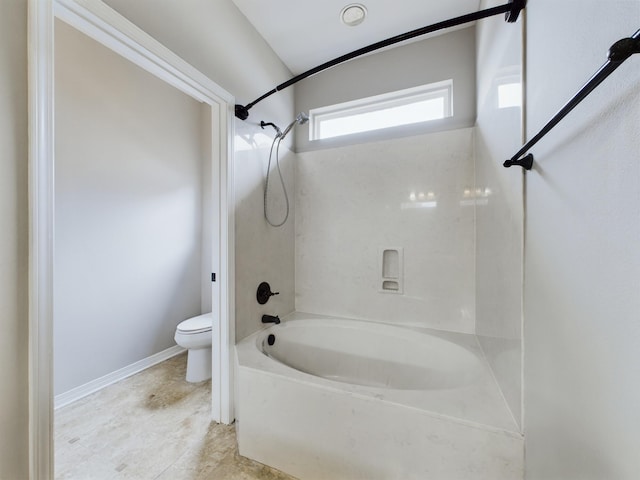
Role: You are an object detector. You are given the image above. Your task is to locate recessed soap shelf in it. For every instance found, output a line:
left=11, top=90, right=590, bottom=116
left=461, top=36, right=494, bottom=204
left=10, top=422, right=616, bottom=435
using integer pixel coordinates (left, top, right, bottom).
left=379, top=247, right=404, bottom=294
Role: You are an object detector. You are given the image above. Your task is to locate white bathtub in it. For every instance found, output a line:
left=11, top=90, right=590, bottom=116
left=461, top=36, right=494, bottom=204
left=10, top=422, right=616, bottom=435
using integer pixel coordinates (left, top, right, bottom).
left=236, top=313, right=523, bottom=479
left=261, top=318, right=480, bottom=390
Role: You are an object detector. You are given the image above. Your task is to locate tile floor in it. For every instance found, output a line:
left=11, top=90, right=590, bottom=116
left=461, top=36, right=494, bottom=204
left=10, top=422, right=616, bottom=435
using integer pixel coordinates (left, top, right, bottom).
left=55, top=353, right=296, bottom=480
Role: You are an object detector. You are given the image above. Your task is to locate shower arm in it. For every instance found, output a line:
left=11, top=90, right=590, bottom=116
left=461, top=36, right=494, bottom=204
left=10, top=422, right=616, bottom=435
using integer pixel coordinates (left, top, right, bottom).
left=260, top=121, right=281, bottom=136
left=234, top=0, right=526, bottom=120
left=504, top=29, right=640, bottom=170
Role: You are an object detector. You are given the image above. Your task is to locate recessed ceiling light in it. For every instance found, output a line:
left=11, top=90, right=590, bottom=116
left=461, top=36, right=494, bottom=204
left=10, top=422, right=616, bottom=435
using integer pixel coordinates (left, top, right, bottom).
left=340, top=3, right=367, bottom=27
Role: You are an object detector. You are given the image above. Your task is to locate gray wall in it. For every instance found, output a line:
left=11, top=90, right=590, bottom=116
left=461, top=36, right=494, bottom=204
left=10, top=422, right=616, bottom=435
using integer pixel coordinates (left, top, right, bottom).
left=295, top=26, right=476, bottom=152
left=54, top=21, right=207, bottom=394
left=474, top=1, right=524, bottom=429
left=104, top=0, right=297, bottom=342
left=524, top=1, right=640, bottom=478
left=0, top=1, right=29, bottom=477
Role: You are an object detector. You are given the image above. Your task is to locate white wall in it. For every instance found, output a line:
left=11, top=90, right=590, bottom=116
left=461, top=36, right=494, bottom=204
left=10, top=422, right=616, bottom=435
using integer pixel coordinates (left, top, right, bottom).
left=295, top=26, right=477, bottom=152
left=103, top=0, right=297, bottom=340
left=54, top=21, right=206, bottom=394
left=524, top=1, right=640, bottom=478
left=0, top=1, right=29, bottom=477
left=296, top=128, right=475, bottom=332
left=474, top=1, right=524, bottom=429
left=234, top=128, right=296, bottom=340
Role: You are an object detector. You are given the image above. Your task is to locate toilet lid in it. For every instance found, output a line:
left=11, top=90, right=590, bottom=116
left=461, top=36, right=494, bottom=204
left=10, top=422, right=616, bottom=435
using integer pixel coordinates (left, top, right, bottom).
left=177, top=312, right=212, bottom=334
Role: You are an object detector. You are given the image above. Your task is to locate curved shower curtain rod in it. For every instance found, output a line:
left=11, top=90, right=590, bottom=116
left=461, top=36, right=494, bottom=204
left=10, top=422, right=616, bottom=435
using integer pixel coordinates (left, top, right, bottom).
left=234, top=0, right=527, bottom=121
left=504, top=28, right=640, bottom=170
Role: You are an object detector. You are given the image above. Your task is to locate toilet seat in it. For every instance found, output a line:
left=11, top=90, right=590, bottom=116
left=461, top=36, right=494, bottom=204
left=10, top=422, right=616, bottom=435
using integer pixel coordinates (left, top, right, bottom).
left=177, top=312, right=212, bottom=335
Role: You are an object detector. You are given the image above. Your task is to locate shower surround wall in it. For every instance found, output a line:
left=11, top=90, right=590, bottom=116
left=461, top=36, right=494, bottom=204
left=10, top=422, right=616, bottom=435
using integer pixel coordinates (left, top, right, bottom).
left=234, top=131, right=296, bottom=341
left=474, top=1, right=524, bottom=428
left=296, top=128, right=475, bottom=332
left=293, top=24, right=479, bottom=332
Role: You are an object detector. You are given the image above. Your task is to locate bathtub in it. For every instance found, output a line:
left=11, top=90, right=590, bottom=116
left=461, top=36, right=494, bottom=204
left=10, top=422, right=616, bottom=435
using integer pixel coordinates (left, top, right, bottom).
left=236, top=313, right=523, bottom=480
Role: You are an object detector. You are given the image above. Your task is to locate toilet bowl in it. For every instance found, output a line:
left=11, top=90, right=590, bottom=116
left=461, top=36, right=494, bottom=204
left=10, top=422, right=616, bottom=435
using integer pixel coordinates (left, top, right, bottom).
left=174, top=312, right=212, bottom=383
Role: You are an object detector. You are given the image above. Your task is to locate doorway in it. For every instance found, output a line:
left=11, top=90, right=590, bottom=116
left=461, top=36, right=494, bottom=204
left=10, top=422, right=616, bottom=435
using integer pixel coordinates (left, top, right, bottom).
left=28, top=1, right=235, bottom=477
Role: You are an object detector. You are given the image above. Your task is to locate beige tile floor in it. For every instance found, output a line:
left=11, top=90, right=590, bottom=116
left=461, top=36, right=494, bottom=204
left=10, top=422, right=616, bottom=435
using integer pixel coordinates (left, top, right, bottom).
left=55, top=353, right=296, bottom=480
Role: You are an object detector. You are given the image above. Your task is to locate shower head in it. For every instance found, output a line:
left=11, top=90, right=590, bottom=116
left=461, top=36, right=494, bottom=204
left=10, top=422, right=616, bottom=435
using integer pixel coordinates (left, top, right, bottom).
left=296, top=112, right=310, bottom=125
left=280, top=112, right=309, bottom=140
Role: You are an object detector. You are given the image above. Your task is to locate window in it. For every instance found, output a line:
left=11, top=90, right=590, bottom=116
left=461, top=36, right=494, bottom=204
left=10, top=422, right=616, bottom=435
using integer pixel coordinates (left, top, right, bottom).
left=497, top=78, right=522, bottom=109
left=498, top=82, right=522, bottom=109
left=309, top=80, right=453, bottom=141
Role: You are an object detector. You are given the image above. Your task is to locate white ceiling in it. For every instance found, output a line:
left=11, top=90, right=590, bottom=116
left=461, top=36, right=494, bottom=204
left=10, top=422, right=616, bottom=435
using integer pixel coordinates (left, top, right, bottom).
left=231, top=0, right=482, bottom=75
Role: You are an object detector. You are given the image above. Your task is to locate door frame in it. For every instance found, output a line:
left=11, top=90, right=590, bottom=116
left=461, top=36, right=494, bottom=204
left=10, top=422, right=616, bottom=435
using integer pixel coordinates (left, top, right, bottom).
left=28, top=0, right=236, bottom=477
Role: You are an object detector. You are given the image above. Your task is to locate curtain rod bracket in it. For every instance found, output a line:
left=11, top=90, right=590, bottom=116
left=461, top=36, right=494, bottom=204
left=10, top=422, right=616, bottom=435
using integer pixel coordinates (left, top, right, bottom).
left=506, top=0, right=526, bottom=23
left=608, top=37, right=640, bottom=62
left=235, top=104, right=250, bottom=121
left=504, top=154, right=534, bottom=170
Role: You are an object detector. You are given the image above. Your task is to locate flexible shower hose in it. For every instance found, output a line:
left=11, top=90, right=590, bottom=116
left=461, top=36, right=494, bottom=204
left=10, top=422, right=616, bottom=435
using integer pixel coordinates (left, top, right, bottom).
left=264, top=134, right=289, bottom=227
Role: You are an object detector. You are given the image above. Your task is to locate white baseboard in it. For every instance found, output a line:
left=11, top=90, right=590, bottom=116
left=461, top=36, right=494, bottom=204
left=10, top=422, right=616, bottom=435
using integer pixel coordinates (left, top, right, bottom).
left=54, top=345, right=185, bottom=409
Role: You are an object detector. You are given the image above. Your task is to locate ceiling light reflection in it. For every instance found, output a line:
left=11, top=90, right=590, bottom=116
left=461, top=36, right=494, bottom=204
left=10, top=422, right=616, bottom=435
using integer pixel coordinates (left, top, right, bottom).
left=401, top=201, right=437, bottom=210
left=404, top=189, right=437, bottom=209
left=460, top=185, right=492, bottom=206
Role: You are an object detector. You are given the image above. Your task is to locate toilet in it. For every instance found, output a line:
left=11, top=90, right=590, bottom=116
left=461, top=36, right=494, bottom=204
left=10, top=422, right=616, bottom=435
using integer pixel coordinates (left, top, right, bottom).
left=174, top=312, right=213, bottom=383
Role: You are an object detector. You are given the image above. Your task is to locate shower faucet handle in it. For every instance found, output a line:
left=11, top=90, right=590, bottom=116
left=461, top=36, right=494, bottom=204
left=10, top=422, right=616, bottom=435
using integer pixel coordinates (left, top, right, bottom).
left=257, top=282, right=279, bottom=304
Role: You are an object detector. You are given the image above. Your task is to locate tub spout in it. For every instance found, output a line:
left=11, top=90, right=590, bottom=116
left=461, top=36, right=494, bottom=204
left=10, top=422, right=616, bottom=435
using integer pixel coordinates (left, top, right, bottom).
left=262, top=314, right=280, bottom=325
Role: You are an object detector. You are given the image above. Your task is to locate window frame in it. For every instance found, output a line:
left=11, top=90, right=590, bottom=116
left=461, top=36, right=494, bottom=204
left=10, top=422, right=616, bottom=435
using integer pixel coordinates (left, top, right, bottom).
left=309, top=79, right=454, bottom=141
